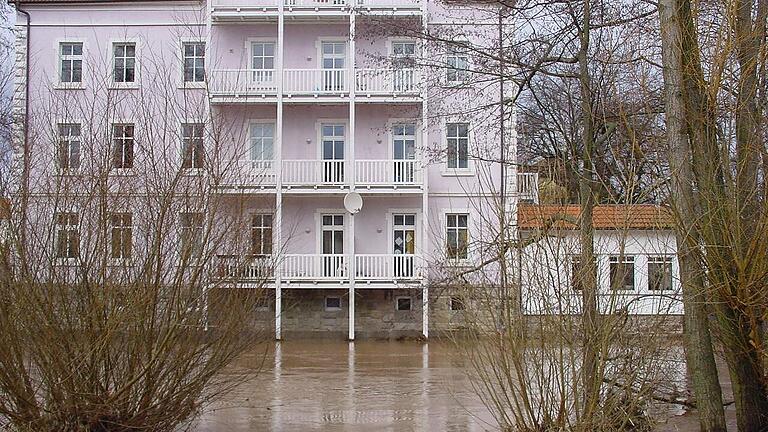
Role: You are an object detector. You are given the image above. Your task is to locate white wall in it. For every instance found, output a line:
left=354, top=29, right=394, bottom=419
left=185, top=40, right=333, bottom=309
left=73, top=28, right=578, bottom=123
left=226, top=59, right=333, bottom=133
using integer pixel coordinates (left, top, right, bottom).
left=519, top=229, right=683, bottom=315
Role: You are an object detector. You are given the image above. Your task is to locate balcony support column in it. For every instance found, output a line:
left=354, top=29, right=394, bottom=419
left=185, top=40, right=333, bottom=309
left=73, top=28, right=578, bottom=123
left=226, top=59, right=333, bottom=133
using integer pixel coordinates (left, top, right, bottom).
left=275, top=1, right=285, bottom=341
left=347, top=11, right=357, bottom=342
left=420, top=0, right=429, bottom=340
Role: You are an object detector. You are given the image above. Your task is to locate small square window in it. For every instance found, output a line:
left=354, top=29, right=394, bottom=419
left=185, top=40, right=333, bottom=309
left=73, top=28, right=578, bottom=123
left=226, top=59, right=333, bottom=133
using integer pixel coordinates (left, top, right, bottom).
left=450, top=296, right=465, bottom=311
left=325, top=296, right=342, bottom=311
left=396, top=296, right=412, bottom=311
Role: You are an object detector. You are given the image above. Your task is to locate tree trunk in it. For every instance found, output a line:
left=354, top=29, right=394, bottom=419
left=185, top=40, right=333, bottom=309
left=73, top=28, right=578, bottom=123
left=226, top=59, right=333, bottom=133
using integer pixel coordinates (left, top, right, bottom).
left=577, top=0, right=601, bottom=422
left=657, top=2, right=728, bottom=430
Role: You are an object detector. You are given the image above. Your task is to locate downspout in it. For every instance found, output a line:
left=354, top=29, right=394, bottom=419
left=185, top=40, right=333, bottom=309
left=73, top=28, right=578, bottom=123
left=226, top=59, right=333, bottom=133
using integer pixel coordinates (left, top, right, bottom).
left=15, top=3, right=31, bottom=257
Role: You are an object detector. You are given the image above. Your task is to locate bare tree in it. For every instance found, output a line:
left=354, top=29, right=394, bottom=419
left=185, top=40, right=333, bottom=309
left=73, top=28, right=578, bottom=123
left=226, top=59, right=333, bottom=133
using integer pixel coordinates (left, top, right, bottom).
left=0, top=19, right=274, bottom=431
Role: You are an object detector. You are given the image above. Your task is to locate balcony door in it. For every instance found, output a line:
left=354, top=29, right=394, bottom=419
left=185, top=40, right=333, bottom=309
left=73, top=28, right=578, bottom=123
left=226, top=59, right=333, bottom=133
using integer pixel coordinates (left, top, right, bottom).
left=390, top=41, right=416, bottom=92
left=392, top=123, right=416, bottom=183
left=322, top=214, right=344, bottom=277
left=250, top=41, right=275, bottom=89
left=321, top=124, right=345, bottom=183
left=392, top=213, right=416, bottom=277
left=321, top=41, right=346, bottom=91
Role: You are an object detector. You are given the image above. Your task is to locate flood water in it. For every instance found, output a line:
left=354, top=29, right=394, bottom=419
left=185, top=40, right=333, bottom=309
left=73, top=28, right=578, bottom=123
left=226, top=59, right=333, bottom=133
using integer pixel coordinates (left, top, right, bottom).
left=195, top=340, right=730, bottom=432
left=196, top=341, right=495, bottom=431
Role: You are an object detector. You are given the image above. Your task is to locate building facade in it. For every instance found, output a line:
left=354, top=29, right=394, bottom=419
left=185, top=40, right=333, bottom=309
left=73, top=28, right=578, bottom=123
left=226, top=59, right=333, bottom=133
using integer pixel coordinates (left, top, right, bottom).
left=9, top=0, right=680, bottom=340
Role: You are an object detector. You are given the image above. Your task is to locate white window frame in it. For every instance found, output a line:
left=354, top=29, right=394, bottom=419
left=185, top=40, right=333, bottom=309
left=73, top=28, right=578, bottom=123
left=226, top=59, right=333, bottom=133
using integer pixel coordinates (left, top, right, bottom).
left=250, top=212, right=274, bottom=257
left=109, top=211, right=133, bottom=261
left=316, top=210, right=346, bottom=255
left=57, top=40, right=85, bottom=88
left=180, top=122, right=205, bottom=171
left=247, top=120, right=275, bottom=163
left=647, top=255, right=674, bottom=292
left=246, top=38, right=278, bottom=89
left=178, top=211, right=204, bottom=258
left=110, top=39, right=139, bottom=88
left=111, top=122, right=135, bottom=171
left=55, top=121, right=82, bottom=174
left=445, top=212, right=470, bottom=262
left=609, top=255, right=636, bottom=291
left=441, top=120, right=474, bottom=176
left=445, top=42, right=470, bottom=85
left=54, top=211, right=80, bottom=261
left=180, top=39, right=206, bottom=87
left=325, top=295, right=342, bottom=311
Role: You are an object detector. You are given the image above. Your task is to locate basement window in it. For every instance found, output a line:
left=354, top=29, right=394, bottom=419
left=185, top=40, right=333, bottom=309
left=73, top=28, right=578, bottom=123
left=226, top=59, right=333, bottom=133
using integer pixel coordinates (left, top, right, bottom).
left=450, top=296, right=465, bottom=311
left=396, top=296, right=412, bottom=311
left=325, top=296, right=342, bottom=311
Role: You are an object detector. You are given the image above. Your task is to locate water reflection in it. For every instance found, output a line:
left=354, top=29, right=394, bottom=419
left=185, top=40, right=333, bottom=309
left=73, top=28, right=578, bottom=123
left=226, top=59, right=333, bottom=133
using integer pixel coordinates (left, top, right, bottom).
left=196, top=341, right=494, bottom=431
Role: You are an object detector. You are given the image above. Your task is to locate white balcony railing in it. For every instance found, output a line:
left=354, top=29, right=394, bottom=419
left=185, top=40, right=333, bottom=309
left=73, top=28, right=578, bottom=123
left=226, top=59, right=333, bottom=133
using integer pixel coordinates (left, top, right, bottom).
left=283, top=160, right=345, bottom=186
left=355, top=159, right=420, bottom=186
left=208, top=68, right=421, bottom=99
left=355, top=69, right=419, bottom=94
left=284, top=69, right=348, bottom=94
left=518, top=172, right=539, bottom=203
left=208, top=69, right=277, bottom=96
left=215, top=255, right=274, bottom=280
left=282, top=254, right=349, bottom=279
left=355, top=254, right=422, bottom=280
left=238, top=160, right=277, bottom=185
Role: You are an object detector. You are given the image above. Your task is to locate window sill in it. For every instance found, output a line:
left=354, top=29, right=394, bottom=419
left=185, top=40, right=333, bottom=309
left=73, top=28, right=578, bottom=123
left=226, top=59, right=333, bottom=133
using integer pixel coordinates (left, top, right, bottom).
left=55, top=169, right=82, bottom=177
left=108, top=83, right=139, bottom=90
left=55, top=83, right=86, bottom=90
left=111, top=168, right=137, bottom=176
left=446, top=258, right=472, bottom=268
left=178, top=82, right=206, bottom=89
left=441, top=169, right=475, bottom=177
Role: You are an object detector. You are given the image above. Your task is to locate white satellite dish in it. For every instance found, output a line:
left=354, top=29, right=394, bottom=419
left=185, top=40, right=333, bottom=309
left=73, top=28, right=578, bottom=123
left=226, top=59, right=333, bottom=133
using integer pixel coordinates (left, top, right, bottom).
left=343, top=192, right=364, bottom=215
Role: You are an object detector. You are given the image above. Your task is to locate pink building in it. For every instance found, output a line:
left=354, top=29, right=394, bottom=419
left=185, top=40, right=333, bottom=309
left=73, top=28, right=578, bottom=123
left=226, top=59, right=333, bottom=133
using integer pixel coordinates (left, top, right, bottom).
left=8, top=0, right=551, bottom=340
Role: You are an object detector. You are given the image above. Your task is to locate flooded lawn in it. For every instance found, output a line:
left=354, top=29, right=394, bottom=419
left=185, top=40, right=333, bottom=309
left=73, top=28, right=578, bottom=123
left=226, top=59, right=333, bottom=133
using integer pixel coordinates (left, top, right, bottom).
left=196, top=340, right=495, bottom=431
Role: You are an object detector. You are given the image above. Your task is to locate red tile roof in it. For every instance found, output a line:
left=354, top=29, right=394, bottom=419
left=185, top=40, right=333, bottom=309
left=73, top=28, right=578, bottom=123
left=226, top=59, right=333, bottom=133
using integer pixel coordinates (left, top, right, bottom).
left=517, top=204, right=674, bottom=230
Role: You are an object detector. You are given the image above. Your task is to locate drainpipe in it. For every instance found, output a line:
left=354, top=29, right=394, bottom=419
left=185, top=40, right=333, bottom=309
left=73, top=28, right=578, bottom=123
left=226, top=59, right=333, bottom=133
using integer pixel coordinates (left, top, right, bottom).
left=15, top=3, right=31, bottom=257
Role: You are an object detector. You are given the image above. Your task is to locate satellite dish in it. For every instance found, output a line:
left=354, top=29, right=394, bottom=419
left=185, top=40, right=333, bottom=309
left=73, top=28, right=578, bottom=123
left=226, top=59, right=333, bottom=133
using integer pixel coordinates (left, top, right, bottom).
left=344, top=192, right=363, bottom=215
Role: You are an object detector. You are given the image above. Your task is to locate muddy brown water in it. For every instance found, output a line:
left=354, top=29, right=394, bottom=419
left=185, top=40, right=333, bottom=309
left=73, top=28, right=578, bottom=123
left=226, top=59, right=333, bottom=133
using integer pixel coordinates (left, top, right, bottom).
left=196, top=341, right=495, bottom=431
left=196, top=340, right=736, bottom=431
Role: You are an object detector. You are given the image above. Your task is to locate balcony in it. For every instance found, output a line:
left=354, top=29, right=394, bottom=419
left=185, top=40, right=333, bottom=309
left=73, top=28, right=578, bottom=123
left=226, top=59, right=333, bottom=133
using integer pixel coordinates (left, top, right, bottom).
left=208, top=68, right=421, bottom=103
left=215, top=253, right=424, bottom=286
left=282, top=159, right=422, bottom=192
left=210, top=0, right=423, bottom=23
left=220, top=160, right=277, bottom=191
left=517, top=172, right=539, bottom=203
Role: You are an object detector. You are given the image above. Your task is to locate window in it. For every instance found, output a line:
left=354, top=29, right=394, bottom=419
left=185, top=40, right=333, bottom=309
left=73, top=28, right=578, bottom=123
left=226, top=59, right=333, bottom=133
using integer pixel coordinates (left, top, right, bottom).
left=570, top=256, right=597, bottom=291
left=450, top=296, right=465, bottom=311
left=396, top=296, right=412, bottom=311
left=110, top=213, right=132, bottom=259
left=325, top=296, right=342, bottom=311
left=446, top=45, right=469, bottom=83
left=112, top=123, right=134, bottom=169
left=648, top=256, right=673, bottom=291
left=251, top=214, right=273, bottom=256
left=113, top=43, right=136, bottom=83
left=446, top=123, right=469, bottom=169
left=182, top=42, right=205, bottom=83
left=251, top=41, right=275, bottom=84
left=610, top=255, right=635, bottom=290
left=446, top=213, right=469, bottom=260
left=59, top=42, right=83, bottom=84
left=179, top=212, right=204, bottom=256
left=57, top=123, right=81, bottom=170
left=55, top=212, right=79, bottom=259
left=249, top=123, right=274, bottom=162
left=181, top=123, right=204, bottom=169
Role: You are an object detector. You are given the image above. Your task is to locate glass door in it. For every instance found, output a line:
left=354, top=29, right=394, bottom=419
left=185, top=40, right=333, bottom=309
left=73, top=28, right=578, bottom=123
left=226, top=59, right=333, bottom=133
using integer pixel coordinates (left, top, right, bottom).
left=393, top=213, right=416, bottom=277
left=393, top=123, right=416, bottom=183
left=390, top=41, right=416, bottom=92
left=322, top=214, right=344, bottom=277
left=251, top=42, right=275, bottom=90
left=321, top=124, right=345, bottom=183
left=321, top=41, right=346, bottom=91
